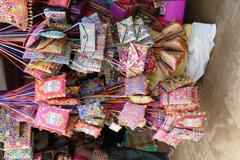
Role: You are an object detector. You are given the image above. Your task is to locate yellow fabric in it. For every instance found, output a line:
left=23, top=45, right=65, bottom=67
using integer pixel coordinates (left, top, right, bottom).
left=130, top=96, right=154, bottom=104
left=184, top=24, right=193, bottom=44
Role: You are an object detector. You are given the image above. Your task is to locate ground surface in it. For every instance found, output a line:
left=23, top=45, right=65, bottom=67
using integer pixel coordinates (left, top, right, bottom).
left=172, top=0, right=240, bottom=160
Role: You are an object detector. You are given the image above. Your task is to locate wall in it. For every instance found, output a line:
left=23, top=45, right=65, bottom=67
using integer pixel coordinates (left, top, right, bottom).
left=173, top=0, right=240, bottom=160
left=0, top=57, right=7, bottom=90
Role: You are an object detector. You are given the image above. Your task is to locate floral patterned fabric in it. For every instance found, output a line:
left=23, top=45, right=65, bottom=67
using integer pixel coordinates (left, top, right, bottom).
left=160, top=86, right=199, bottom=105
left=47, top=98, right=79, bottom=106
left=125, top=74, right=148, bottom=95
left=126, top=43, right=149, bottom=78
left=5, top=123, right=32, bottom=149
left=4, top=115, right=20, bottom=139
left=117, top=16, right=136, bottom=44
left=28, top=60, right=59, bottom=74
left=169, top=128, right=205, bottom=142
left=153, top=128, right=181, bottom=148
left=25, top=19, right=50, bottom=47
left=80, top=78, right=105, bottom=96
left=0, top=0, right=29, bottom=31
left=3, top=116, right=33, bottom=159
left=144, top=49, right=157, bottom=72
left=77, top=102, right=105, bottom=120
left=0, top=108, right=6, bottom=142
left=24, top=67, right=48, bottom=80
left=118, top=102, right=145, bottom=130
left=5, top=148, right=32, bottom=159
left=159, top=75, right=194, bottom=92
left=173, top=112, right=206, bottom=129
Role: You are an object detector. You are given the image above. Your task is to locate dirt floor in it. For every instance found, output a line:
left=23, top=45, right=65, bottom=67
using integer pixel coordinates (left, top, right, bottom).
left=172, top=0, right=240, bottom=160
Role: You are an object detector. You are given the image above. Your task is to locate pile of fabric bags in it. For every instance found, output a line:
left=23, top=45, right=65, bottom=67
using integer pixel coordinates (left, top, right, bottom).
left=0, top=0, right=216, bottom=159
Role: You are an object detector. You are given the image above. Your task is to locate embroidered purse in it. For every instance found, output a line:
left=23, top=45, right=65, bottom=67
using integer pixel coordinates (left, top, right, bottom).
left=80, top=78, right=105, bottom=96
left=34, top=103, right=71, bottom=134
left=35, top=74, right=66, bottom=101
left=126, top=43, right=149, bottom=78
left=79, top=22, right=96, bottom=51
left=77, top=102, right=105, bottom=120
left=0, top=0, right=32, bottom=31
left=160, top=86, right=199, bottom=105
left=169, top=128, right=205, bottom=142
left=81, top=13, right=105, bottom=34
left=153, top=128, right=181, bottom=148
left=125, top=74, right=148, bottom=95
left=160, top=75, right=194, bottom=92
left=36, top=38, right=66, bottom=54
left=25, top=18, right=49, bottom=47
left=75, top=121, right=102, bottom=138
left=28, top=60, right=59, bottom=74
left=118, top=102, right=145, bottom=130
left=117, top=16, right=136, bottom=43
left=173, top=112, right=207, bottom=129
left=47, top=98, right=79, bottom=106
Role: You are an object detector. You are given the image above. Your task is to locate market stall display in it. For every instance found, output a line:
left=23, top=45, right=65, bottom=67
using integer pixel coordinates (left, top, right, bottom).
left=0, top=0, right=215, bottom=159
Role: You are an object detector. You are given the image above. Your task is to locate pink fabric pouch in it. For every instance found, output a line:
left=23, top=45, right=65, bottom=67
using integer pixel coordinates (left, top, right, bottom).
left=47, top=0, right=71, bottom=8
left=34, top=103, right=71, bottom=134
left=160, top=0, right=186, bottom=23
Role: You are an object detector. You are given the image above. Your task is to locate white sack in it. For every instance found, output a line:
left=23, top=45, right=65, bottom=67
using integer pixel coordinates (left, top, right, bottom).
left=186, top=22, right=217, bottom=81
